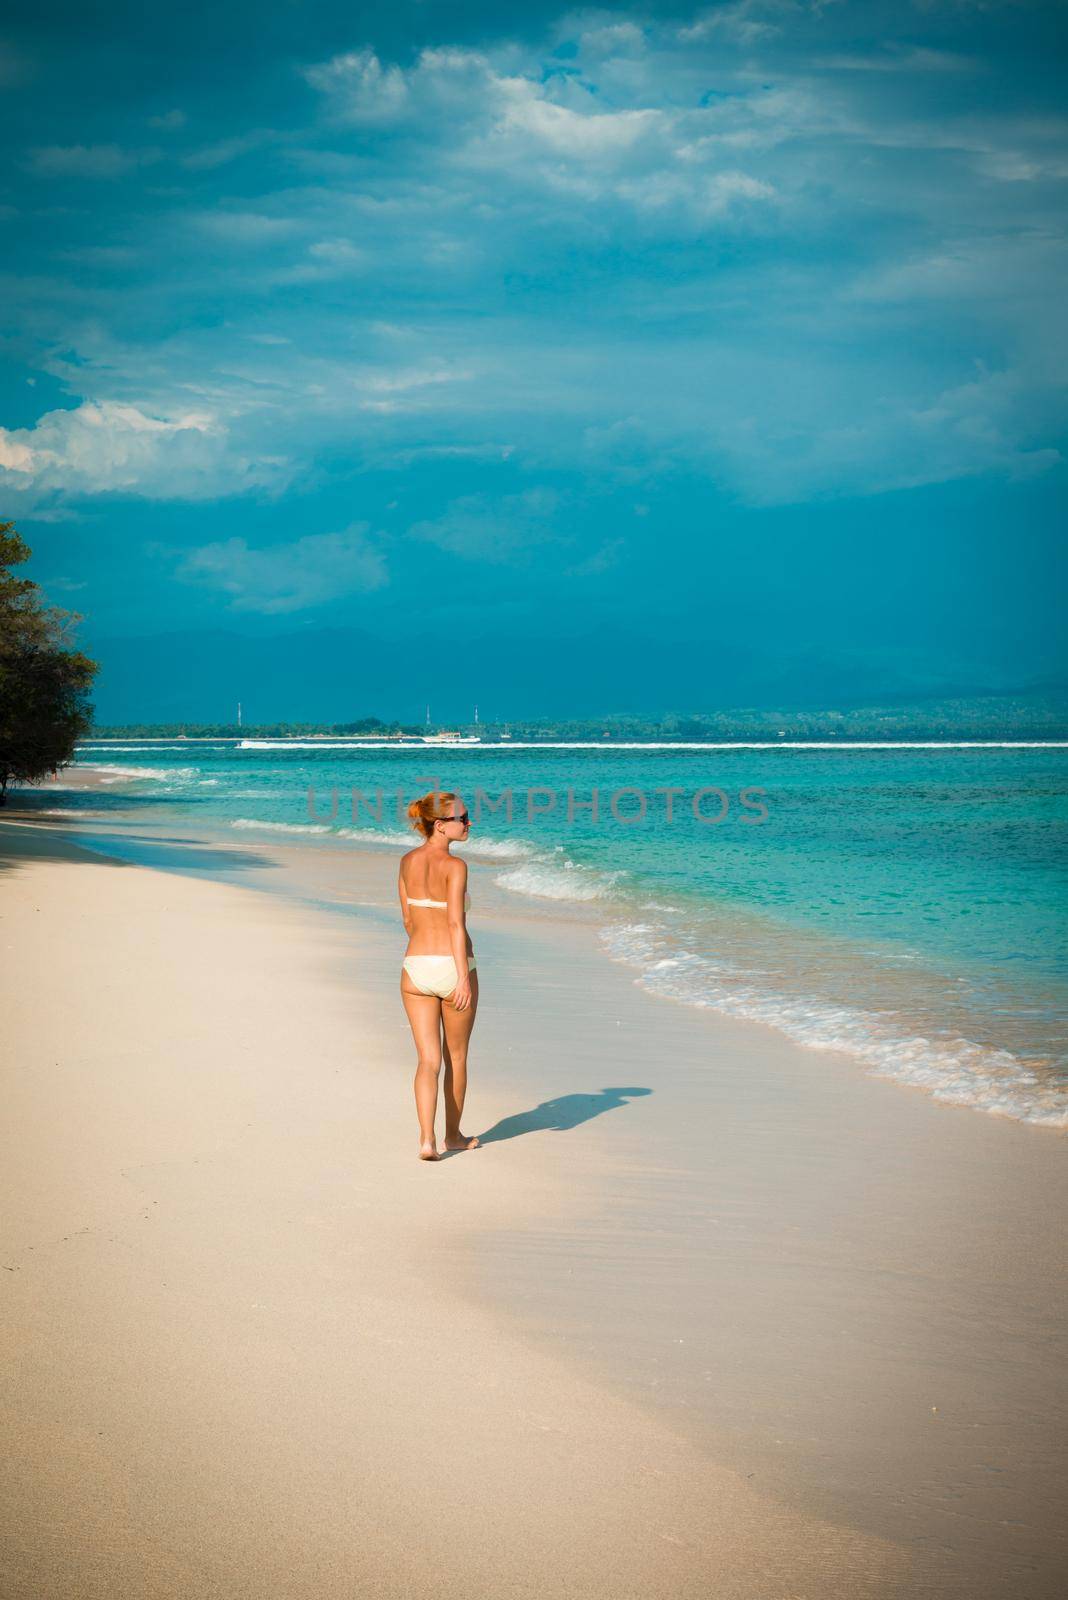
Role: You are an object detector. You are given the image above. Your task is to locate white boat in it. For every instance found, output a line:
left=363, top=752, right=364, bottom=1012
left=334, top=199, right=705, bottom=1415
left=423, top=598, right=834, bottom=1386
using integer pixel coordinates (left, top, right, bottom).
left=422, top=732, right=481, bottom=744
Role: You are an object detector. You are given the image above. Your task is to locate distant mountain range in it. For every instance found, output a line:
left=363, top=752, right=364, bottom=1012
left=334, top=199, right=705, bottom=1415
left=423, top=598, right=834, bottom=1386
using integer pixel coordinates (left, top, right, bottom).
left=91, top=690, right=1068, bottom=743
left=83, top=621, right=1068, bottom=730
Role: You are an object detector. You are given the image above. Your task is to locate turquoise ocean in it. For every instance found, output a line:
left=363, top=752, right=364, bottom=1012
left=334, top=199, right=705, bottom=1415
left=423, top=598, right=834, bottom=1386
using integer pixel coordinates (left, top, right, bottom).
left=58, top=739, right=1068, bottom=1128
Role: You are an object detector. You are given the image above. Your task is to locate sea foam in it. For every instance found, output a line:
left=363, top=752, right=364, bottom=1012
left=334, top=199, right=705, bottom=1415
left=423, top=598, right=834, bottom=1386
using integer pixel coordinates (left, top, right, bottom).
left=600, top=921, right=1068, bottom=1128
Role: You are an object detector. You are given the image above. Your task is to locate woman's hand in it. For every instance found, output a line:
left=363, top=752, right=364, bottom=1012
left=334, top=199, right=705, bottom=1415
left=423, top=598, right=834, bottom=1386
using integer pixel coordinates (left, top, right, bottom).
left=451, top=976, right=472, bottom=1012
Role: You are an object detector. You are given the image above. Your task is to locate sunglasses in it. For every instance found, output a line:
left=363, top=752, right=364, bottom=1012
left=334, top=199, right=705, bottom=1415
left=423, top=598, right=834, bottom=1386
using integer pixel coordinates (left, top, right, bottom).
left=439, top=812, right=470, bottom=826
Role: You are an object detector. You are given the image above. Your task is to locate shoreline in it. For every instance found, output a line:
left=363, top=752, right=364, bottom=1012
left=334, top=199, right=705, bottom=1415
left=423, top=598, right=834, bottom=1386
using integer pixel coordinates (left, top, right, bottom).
left=2, top=809, right=1067, bottom=1595
left=18, top=760, right=1068, bottom=1131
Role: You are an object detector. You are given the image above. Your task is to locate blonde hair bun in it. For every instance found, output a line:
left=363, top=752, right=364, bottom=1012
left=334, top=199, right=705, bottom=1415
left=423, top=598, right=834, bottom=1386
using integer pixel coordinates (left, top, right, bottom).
left=407, top=790, right=458, bottom=839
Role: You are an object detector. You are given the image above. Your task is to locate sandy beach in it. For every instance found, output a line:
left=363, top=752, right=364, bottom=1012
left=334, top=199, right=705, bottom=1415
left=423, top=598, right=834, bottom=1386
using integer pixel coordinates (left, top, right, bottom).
left=5, top=0, right=1066, bottom=1588
left=1, top=811, right=1065, bottom=1599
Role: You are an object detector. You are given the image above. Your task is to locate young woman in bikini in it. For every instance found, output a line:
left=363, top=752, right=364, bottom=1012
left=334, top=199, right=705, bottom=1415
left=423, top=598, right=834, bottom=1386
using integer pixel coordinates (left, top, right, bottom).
left=399, top=790, right=480, bottom=1161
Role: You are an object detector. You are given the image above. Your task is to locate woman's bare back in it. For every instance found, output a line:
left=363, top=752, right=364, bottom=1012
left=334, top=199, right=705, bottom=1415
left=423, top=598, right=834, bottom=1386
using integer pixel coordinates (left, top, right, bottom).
left=400, top=845, right=453, bottom=903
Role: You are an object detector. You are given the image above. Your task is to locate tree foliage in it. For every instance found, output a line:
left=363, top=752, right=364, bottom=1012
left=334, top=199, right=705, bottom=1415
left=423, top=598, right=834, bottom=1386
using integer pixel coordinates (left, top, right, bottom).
left=0, top=521, right=98, bottom=804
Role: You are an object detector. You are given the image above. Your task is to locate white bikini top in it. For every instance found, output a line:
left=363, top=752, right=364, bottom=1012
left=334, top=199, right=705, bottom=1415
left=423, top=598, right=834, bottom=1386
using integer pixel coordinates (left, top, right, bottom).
left=407, top=892, right=471, bottom=910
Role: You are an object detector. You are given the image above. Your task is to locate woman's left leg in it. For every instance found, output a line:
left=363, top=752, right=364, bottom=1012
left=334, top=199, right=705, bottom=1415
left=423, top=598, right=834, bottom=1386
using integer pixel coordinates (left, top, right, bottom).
left=401, top=979, right=445, bottom=1159
left=441, top=971, right=480, bottom=1152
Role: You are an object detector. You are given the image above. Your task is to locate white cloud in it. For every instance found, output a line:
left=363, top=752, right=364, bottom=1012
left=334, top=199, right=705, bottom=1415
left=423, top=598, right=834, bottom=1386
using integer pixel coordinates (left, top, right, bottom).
left=576, top=20, right=647, bottom=58
left=177, top=523, right=388, bottom=612
left=566, top=536, right=626, bottom=576
left=410, top=488, right=566, bottom=564
left=26, top=144, right=160, bottom=178
left=358, top=362, right=470, bottom=397
left=699, top=360, right=1064, bottom=503
left=304, top=48, right=410, bottom=123
left=495, top=91, right=659, bottom=159
left=613, top=167, right=775, bottom=214
left=59, top=245, right=139, bottom=268
left=680, top=1, right=794, bottom=46
left=0, top=400, right=285, bottom=500
left=392, top=441, right=515, bottom=464
left=814, top=46, right=976, bottom=72
left=181, top=129, right=281, bottom=171
left=304, top=39, right=785, bottom=219
left=271, top=236, right=368, bottom=284
left=192, top=210, right=300, bottom=244
left=7, top=5, right=1064, bottom=513
left=848, top=235, right=1068, bottom=307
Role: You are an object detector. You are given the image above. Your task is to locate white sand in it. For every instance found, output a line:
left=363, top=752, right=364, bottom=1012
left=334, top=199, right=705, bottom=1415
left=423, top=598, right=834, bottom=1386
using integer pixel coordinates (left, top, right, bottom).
left=1, top=816, right=1065, bottom=1597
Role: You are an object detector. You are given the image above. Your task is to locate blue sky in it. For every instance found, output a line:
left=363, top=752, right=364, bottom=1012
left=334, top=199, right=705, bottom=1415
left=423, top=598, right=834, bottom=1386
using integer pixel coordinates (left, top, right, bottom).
left=1, top=0, right=1065, bottom=722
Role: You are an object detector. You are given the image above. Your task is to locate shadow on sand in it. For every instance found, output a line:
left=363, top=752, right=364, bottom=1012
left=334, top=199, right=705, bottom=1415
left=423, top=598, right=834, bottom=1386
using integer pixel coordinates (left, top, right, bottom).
left=478, top=1086, right=652, bottom=1146
left=0, top=818, right=281, bottom=878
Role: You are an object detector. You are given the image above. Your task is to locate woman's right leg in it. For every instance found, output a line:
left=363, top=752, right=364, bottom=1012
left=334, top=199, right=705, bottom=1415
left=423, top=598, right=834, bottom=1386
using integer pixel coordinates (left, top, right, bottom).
left=441, top=971, right=480, bottom=1152
left=401, top=980, right=444, bottom=1159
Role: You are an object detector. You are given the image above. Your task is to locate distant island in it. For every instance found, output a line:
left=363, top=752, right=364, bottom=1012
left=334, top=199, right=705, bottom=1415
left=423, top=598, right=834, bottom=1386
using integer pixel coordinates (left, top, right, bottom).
left=88, top=692, right=1068, bottom=743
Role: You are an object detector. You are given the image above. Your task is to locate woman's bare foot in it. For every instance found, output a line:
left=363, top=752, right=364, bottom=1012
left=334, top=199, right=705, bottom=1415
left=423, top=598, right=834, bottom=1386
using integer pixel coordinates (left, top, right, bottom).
left=443, top=1131, right=480, bottom=1152
left=418, top=1141, right=440, bottom=1161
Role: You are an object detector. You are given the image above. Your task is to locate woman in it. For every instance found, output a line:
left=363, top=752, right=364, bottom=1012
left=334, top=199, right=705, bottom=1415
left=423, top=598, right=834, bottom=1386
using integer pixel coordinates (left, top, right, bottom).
left=399, top=790, right=480, bottom=1161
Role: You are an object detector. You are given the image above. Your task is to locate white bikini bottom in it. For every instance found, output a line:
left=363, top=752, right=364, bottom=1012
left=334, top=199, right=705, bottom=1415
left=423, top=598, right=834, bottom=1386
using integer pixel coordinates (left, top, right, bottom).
left=402, top=955, right=477, bottom=1000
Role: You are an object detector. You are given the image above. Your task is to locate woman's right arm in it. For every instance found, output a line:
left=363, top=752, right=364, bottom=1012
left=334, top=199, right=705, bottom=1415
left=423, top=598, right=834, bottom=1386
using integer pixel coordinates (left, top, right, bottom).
left=445, top=858, right=471, bottom=1010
